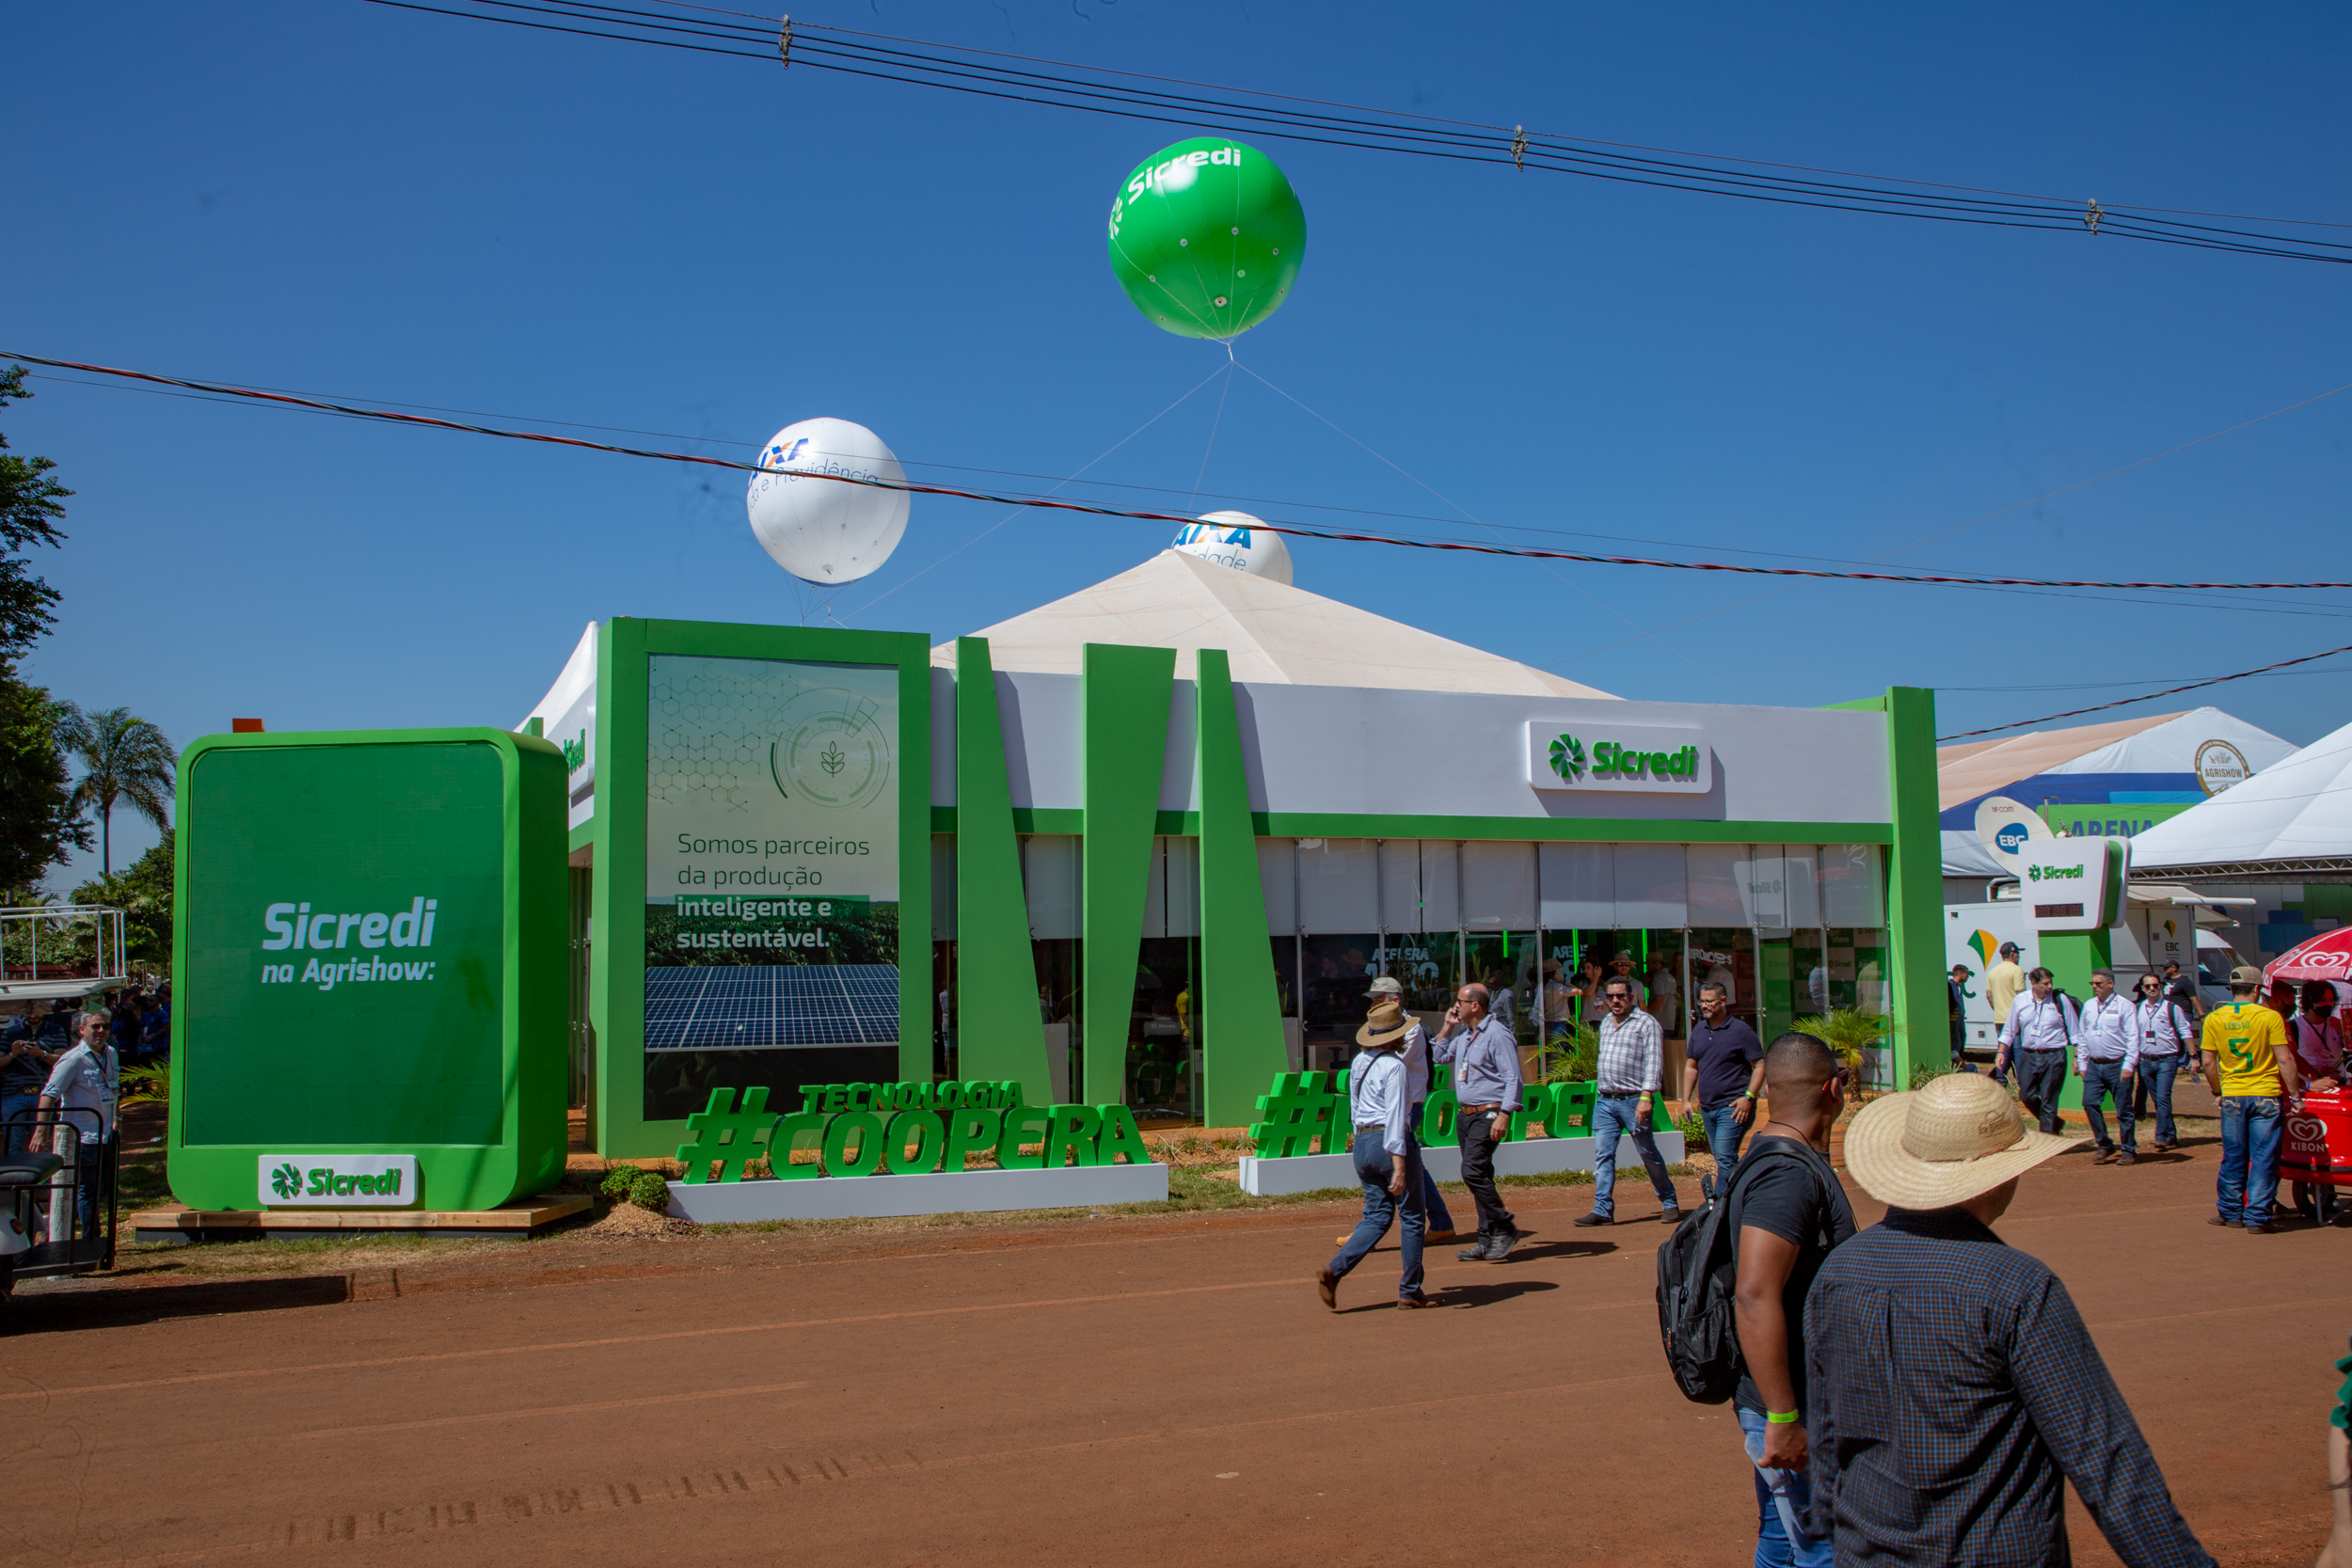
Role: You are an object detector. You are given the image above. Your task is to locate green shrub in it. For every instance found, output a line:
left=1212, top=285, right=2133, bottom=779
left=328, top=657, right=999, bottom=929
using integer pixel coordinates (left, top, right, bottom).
left=1910, top=1058, right=1954, bottom=1090
left=599, top=1164, right=674, bottom=1211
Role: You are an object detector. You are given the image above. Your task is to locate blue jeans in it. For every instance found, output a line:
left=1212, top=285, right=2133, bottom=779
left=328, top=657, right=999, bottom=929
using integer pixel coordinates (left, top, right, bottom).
left=1737, top=1405, right=1833, bottom=1568
left=1, top=1090, right=37, bottom=1157
left=2080, top=1058, right=2136, bottom=1152
left=2217, top=1096, right=2283, bottom=1225
left=1702, top=1101, right=1751, bottom=1198
left=1410, top=1103, right=1454, bottom=1232
left=1592, top=1092, right=1676, bottom=1218
left=1327, top=1131, right=1426, bottom=1299
left=2134, top=1053, right=2181, bottom=1145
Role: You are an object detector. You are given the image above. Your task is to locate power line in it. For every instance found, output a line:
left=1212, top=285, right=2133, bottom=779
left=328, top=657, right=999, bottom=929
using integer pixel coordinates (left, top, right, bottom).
left=1937, top=643, right=2352, bottom=740
left=13, top=348, right=2352, bottom=599
left=358, top=0, right=2352, bottom=266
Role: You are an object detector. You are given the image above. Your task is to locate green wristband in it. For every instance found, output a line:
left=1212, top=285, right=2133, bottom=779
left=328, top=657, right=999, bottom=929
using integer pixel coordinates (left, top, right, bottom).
left=1764, top=1410, right=1800, bottom=1424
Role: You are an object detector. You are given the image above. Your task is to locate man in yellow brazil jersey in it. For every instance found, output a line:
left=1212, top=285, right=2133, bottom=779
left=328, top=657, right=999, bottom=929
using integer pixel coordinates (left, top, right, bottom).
left=2201, top=965, right=2301, bottom=1233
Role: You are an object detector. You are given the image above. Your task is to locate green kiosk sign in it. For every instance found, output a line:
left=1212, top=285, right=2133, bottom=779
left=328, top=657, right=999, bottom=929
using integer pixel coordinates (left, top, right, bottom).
left=167, top=728, right=568, bottom=1212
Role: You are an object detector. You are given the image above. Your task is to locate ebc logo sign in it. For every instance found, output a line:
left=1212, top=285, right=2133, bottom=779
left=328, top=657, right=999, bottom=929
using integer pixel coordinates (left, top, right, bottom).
left=1527, top=721, right=1710, bottom=795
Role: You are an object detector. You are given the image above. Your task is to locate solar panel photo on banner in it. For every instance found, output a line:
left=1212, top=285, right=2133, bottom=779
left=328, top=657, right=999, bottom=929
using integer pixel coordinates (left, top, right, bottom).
left=644, top=963, right=900, bottom=1052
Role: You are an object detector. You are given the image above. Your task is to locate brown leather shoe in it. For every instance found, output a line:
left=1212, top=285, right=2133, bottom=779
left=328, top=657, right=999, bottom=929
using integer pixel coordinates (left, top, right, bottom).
left=2246, top=1221, right=2279, bottom=1234
left=1396, top=1293, right=1438, bottom=1309
left=2094, top=1149, right=2119, bottom=1164
left=2206, top=1215, right=2242, bottom=1228
left=1424, top=1228, right=1460, bottom=1244
left=1315, top=1269, right=1339, bottom=1310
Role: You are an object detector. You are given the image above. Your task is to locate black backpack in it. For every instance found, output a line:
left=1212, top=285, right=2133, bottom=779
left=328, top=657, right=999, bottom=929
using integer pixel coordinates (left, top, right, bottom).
left=1654, top=1139, right=1833, bottom=1405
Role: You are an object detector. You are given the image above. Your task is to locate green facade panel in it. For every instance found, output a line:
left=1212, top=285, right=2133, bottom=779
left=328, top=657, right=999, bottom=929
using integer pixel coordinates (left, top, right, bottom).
left=1193, top=650, right=1287, bottom=1128
left=952, top=638, right=1052, bottom=1103
left=1079, top=643, right=1177, bottom=1105
left=1881, top=685, right=1945, bottom=1091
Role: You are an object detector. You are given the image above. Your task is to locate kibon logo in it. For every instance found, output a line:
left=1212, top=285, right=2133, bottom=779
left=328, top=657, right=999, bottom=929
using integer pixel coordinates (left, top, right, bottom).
left=1549, top=734, right=1587, bottom=782
left=268, top=1162, right=303, bottom=1200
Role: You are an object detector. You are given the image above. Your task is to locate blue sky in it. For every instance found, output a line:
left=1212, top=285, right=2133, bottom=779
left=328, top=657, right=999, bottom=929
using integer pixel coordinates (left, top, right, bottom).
left=8, top=1, right=2350, bottom=886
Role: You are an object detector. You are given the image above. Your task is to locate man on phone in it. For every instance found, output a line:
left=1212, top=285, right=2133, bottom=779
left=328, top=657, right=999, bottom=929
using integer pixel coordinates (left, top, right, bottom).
left=1431, top=983, right=1524, bottom=1262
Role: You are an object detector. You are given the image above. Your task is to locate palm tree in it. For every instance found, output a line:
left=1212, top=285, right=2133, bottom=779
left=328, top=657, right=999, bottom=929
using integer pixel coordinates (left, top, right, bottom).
left=56, top=705, right=176, bottom=876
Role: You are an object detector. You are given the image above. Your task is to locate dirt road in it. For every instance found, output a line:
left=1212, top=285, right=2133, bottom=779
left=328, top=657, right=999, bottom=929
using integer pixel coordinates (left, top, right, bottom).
left=3, top=1139, right=2342, bottom=1566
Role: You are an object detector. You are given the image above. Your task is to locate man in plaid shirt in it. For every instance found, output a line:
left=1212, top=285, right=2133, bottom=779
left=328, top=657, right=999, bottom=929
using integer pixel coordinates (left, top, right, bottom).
left=1574, top=976, right=1680, bottom=1227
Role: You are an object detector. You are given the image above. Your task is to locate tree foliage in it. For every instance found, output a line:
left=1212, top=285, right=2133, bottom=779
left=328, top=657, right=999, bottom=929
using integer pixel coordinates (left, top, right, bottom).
left=73, top=828, right=174, bottom=974
left=0, top=366, right=71, bottom=661
left=56, top=704, right=176, bottom=876
left=0, top=668, right=89, bottom=895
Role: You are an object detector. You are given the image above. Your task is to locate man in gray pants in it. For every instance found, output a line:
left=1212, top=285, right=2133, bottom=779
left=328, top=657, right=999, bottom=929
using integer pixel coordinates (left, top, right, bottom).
left=1994, top=968, right=2079, bottom=1137
left=1431, top=983, right=1524, bottom=1262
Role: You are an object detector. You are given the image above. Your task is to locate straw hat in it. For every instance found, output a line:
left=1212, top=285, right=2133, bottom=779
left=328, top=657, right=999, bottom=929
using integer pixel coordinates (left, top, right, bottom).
left=1357, top=999, right=1413, bottom=1049
left=1843, top=1071, right=2077, bottom=1210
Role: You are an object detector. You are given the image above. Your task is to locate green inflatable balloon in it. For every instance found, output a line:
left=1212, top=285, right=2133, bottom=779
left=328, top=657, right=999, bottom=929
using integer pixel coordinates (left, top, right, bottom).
left=1106, top=137, right=1306, bottom=341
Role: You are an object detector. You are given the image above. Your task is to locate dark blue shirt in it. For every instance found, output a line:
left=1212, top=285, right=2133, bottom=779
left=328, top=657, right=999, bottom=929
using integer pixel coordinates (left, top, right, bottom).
left=1804, top=1208, right=2212, bottom=1567
left=1684, top=1014, right=1763, bottom=1109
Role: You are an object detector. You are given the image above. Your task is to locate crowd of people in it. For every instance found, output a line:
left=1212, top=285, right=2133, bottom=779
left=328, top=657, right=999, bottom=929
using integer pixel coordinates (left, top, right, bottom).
left=1311, top=966, right=2352, bottom=1565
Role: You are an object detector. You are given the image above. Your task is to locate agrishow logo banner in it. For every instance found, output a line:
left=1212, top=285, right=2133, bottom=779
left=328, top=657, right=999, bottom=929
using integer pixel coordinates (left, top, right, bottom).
left=643, top=655, right=900, bottom=1056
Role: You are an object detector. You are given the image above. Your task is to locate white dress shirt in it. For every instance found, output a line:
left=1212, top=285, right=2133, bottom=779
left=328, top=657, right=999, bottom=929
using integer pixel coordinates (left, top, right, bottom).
left=1397, top=1021, right=1432, bottom=1105
left=2074, top=992, right=2139, bottom=1073
left=1998, top=991, right=2080, bottom=1056
left=1597, top=1007, right=1665, bottom=1094
left=2137, top=995, right=2196, bottom=1058
left=1348, top=1047, right=1415, bottom=1156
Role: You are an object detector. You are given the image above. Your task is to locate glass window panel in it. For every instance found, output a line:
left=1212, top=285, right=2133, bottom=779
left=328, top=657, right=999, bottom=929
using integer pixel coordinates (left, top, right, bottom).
left=1783, top=845, right=1820, bottom=929
left=1380, top=931, right=1459, bottom=1017
left=1021, top=834, right=1082, bottom=940
left=1687, top=843, right=1745, bottom=927
left=1613, top=842, right=1688, bottom=928
left=1141, top=836, right=1168, bottom=941
left=1793, top=928, right=1829, bottom=1018
left=1463, top=841, right=1536, bottom=930
left=1739, top=847, right=1788, bottom=929
left=1419, top=840, right=1461, bottom=930
left=1464, top=931, right=1540, bottom=1056
left=1377, top=840, right=1422, bottom=933
left=1537, top=841, right=1612, bottom=929
left=1300, top=931, right=1381, bottom=1071
left=1258, top=838, right=1297, bottom=934
left=1298, top=837, right=1379, bottom=934
left=1164, top=836, right=1200, bottom=937
left=1820, top=845, right=1886, bottom=927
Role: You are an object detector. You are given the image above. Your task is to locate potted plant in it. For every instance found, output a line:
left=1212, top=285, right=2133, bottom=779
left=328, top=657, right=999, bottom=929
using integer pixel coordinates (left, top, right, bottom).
left=1788, top=1008, right=1896, bottom=1167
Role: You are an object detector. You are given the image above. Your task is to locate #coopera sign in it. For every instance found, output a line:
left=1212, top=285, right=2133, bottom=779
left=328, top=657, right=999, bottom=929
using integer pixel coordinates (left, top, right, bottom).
left=1527, top=721, right=1711, bottom=794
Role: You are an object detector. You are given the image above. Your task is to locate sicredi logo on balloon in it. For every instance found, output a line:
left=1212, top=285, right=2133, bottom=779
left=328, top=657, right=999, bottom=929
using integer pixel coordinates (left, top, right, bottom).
left=1127, top=146, right=1244, bottom=200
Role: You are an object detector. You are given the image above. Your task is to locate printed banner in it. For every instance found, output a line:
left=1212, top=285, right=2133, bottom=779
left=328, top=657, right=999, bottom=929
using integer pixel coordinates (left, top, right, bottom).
left=643, top=655, right=899, bottom=1054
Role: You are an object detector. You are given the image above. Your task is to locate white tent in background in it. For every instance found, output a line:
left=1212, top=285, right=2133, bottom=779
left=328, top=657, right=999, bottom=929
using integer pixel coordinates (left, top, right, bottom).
left=934, top=549, right=1617, bottom=698
left=1938, top=706, right=2295, bottom=879
left=2131, top=718, right=2352, bottom=882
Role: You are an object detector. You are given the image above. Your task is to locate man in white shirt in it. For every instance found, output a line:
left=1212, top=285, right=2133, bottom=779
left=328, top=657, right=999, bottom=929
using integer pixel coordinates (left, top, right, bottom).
left=1994, top=969, right=2079, bottom=1136
left=1315, top=999, right=1435, bottom=1311
left=2132, top=972, right=2196, bottom=1151
left=2074, top=969, right=2140, bottom=1165
left=1354, top=976, right=1457, bottom=1244
left=33, top=1009, right=119, bottom=1241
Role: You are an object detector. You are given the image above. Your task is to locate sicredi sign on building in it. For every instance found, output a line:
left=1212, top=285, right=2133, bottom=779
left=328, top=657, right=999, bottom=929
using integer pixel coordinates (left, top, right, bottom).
left=2018, top=838, right=2129, bottom=933
left=1525, top=721, right=1711, bottom=794
left=169, top=728, right=569, bottom=1212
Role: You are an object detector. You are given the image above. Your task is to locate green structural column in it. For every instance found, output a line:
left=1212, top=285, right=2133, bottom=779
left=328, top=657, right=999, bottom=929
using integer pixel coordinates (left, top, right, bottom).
left=1081, top=642, right=1177, bottom=1106
left=954, top=638, right=1052, bottom=1104
left=1881, top=687, right=1944, bottom=1094
left=1194, top=649, right=1286, bottom=1128
left=2037, top=928, right=2106, bottom=1113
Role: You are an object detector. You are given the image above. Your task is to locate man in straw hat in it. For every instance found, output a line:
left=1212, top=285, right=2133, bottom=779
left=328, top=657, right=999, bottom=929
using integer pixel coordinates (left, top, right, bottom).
left=1314, top=995, right=1438, bottom=1310
left=1803, top=1072, right=2212, bottom=1565
left=1337, top=976, right=1457, bottom=1247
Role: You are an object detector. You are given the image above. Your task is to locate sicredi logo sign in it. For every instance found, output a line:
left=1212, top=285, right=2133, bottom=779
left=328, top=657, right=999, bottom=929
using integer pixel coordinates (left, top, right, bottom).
left=258, top=1153, right=419, bottom=1207
left=256, top=898, right=439, bottom=990
left=1526, top=721, right=1711, bottom=795
left=2019, top=839, right=2127, bottom=933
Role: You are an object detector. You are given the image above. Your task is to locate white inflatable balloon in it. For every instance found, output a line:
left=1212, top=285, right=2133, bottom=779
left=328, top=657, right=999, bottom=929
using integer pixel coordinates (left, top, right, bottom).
left=1171, top=510, right=1293, bottom=585
left=745, top=418, right=910, bottom=585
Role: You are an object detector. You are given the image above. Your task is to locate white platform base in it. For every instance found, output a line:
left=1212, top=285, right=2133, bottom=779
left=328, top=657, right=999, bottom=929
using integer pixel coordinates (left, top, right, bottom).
left=665, top=1163, right=1170, bottom=1224
left=1239, top=1133, right=1686, bottom=1197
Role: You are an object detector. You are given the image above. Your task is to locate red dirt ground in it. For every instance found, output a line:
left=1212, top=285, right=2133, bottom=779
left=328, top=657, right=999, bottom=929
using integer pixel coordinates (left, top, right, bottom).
left=2, top=1135, right=2343, bottom=1567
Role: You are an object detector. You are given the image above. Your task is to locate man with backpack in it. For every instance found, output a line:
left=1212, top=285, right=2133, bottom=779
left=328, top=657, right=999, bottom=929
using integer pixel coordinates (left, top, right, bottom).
left=2133, top=972, right=2196, bottom=1151
left=1725, top=1032, right=1856, bottom=1568
left=1994, top=967, right=2080, bottom=1136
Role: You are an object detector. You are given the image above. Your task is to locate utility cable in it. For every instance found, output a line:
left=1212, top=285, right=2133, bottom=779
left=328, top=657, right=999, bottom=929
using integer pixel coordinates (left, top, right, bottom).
left=1936, top=643, right=2352, bottom=740
left=12, top=349, right=2352, bottom=595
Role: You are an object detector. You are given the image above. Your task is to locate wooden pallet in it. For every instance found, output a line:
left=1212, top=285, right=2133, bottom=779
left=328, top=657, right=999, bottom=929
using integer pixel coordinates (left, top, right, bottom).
left=126, top=1194, right=591, bottom=1243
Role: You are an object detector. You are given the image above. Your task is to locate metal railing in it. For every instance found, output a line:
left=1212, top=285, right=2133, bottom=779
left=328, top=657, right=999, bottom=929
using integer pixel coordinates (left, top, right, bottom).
left=0, top=905, right=129, bottom=998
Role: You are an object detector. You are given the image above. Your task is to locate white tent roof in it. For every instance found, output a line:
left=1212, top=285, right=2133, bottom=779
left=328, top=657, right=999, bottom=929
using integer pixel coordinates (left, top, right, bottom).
left=2131, top=717, right=2352, bottom=881
left=1939, top=705, right=2296, bottom=878
left=932, top=549, right=1617, bottom=699
left=518, top=621, right=597, bottom=733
